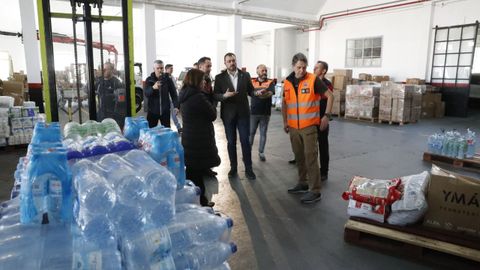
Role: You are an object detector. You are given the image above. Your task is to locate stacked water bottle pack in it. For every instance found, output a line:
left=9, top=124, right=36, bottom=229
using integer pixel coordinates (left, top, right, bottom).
left=63, top=119, right=135, bottom=160
left=427, top=129, right=477, bottom=159
left=123, top=116, right=149, bottom=144
left=1, top=119, right=236, bottom=269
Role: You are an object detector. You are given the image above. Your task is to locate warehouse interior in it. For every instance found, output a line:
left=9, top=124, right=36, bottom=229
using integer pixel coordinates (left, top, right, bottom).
left=1, top=0, right=480, bottom=269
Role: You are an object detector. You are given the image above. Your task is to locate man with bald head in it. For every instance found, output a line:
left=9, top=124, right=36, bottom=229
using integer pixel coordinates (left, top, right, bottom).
left=249, top=64, right=276, bottom=161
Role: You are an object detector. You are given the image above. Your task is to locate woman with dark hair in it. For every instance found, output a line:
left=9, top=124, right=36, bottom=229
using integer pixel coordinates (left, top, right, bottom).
left=179, top=69, right=220, bottom=207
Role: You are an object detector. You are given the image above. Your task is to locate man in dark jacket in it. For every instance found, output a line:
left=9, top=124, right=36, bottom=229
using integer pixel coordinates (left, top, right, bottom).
left=144, top=60, right=179, bottom=128
left=95, top=62, right=125, bottom=126
left=214, top=52, right=256, bottom=180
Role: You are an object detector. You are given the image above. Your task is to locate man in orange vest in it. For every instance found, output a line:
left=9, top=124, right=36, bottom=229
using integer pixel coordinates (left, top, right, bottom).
left=283, top=53, right=334, bottom=204
left=250, top=64, right=276, bottom=162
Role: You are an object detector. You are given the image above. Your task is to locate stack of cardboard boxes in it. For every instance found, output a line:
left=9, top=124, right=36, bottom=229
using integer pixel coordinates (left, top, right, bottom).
left=405, top=78, right=444, bottom=118
left=2, top=72, right=28, bottom=106
left=345, top=84, right=380, bottom=119
left=331, top=69, right=352, bottom=116
left=379, top=82, right=422, bottom=123
left=422, top=91, right=444, bottom=118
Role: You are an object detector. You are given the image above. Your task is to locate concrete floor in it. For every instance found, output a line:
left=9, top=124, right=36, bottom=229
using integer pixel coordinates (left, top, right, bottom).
left=1, top=108, right=479, bottom=269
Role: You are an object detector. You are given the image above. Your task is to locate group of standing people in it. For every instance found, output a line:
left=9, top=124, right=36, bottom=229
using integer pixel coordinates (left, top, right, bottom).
left=143, top=52, right=333, bottom=206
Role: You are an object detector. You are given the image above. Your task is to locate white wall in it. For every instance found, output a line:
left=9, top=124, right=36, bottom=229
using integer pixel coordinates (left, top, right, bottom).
left=317, top=0, right=480, bottom=82
left=242, top=32, right=271, bottom=76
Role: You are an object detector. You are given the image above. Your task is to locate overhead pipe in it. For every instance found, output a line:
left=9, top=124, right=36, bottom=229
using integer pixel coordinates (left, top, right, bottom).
left=303, top=0, right=431, bottom=32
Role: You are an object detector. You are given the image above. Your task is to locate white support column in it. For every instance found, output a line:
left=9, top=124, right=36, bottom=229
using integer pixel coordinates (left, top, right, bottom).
left=143, top=4, right=156, bottom=72
left=269, top=29, right=276, bottom=78
left=308, top=30, right=320, bottom=70
left=19, top=0, right=41, bottom=84
left=228, top=14, right=242, bottom=68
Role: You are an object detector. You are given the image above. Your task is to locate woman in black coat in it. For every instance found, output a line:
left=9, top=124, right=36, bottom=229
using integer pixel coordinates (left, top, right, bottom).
left=179, top=69, right=220, bottom=207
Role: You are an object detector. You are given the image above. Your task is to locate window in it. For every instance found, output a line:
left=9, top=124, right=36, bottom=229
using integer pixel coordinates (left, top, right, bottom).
left=430, top=23, right=479, bottom=87
left=346, top=37, right=382, bottom=68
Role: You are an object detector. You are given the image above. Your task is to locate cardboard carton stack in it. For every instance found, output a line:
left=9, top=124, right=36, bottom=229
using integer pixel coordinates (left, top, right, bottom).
left=424, top=165, right=480, bottom=237
left=345, top=84, right=380, bottom=119
left=418, top=86, right=444, bottom=118
left=379, top=82, right=421, bottom=123
left=332, top=69, right=352, bottom=116
left=372, top=75, right=390, bottom=83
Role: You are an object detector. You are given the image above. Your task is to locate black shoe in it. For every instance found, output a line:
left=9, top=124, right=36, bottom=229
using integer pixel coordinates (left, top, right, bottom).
left=245, top=168, right=256, bottom=180
left=200, top=196, right=215, bottom=207
left=259, top=153, right=266, bottom=162
left=205, top=168, right=218, bottom=177
left=288, top=159, right=296, bottom=164
left=287, top=183, right=308, bottom=194
left=228, top=168, right=238, bottom=178
left=321, top=175, right=328, bottom=181
left=300, top=192, right=322, bottom=204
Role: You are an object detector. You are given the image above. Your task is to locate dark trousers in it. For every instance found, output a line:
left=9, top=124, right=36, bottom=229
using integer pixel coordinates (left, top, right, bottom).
left=147, top=112, right=170, bottom=128
left=186, top=167, right=209, bottom=206
left=318, top=125, right=329, bottom=176
left=223, top=116, right=252, bottom=169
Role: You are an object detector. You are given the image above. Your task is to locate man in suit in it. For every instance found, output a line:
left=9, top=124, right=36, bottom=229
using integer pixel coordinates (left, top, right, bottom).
left=214, top=52, right=256, bottom=180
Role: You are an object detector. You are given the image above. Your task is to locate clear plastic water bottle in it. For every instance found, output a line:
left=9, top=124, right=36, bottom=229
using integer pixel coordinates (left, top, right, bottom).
left=175, top=184, right=201, bottom=205
left=172, top=242, right=237, bottom=270
left=122, top=150, right=177, bottom=199
left=72, top=233, right=121, bottom=270
left=101, top=118, right=122, bottom=135
left=457, top=138, right=466, bottom=159
left=109, top=203, right=146, bottom=238
left=97, top=154, right=148, bottom=204
left=124, top=116, right=149, bottom=143
left=143, top=196, right=175, bottom=227
left=168, top=213, right=233, bottom=251
left=31, top=122, right=62, bottom=144
left=122, top=227, right=172, bottom=269
left=466, top=129, right=476, bottom=158
left=103, top=132, right=135, bottom=152
left=64, top=122, right=82, bottom=140
left=176, top=203, right=214, bottom=215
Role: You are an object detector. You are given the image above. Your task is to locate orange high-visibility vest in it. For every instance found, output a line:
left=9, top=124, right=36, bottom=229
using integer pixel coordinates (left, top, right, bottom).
left=251, top=78, right=273, bottom=90
left=283, top=72, right=320, bottom=129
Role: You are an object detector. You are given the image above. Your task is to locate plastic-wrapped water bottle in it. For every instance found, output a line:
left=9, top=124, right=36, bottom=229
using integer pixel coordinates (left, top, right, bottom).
left=109, top=203, right=146, bottom=237
left=172, top=242, right=237, bottom=270
left=64, top=122, right=82, bottom=140
left=81, top=136, right=110, bottom=157
left=457, top=138, right=466, bottom=159
left=1, top=197, right=20, bottom=218
left=143, top=195, right=175, bottom=227
left=466, top=129, right=476, bottom=158
left=101, top=118, right=122, bottom=135
left=122, top=227, right=173, bottom=269
left=31, top=122, right=62, bottom=144
left=21, top=146, right=72, bottom=225
left=427, top=135, right=435, bottom=153
left=97, top=154, right=148, bottom=204
left=124, top=116, right=149, bottom=143
left=82, top=120, right=101, bottom=137
left=176, top=203, right=214, bottom=215
left=63, top=138, right=84, bottom=160
left=72, top=233, right=121, bottom=270
left=168, top=212, right=233, bottom=251
left=103, top=132, right=135, bottom=152
left=122, top=150, right=177, bottom=199
left=175, top=184, right=201, bottom=205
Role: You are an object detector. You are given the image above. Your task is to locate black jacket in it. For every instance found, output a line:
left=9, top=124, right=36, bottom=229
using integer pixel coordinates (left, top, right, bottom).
left=213, top=69, right=254, bottom=121
left=179, top=86, right=220, bottom=170
left=144, top=72, right=178, bottom=116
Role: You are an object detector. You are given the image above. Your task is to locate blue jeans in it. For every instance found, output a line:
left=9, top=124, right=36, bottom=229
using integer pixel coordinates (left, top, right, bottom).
left=223, top=116, right=252, bottom=169
left=249, top=115, right=270, bottom=154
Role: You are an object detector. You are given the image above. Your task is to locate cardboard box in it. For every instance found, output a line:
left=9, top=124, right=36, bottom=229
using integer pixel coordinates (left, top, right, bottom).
left=333, top=75, right=351, bottom=90
left=333, top=89, right=346, bottom=101
left=2, top=81, right=24, bottom=106
left=435, top=102, right=445, bottom=118
left=372, top=75, right=390, bottom=83
left=423, top=93, right=442, bottom=104
left=424, top=165, right=480, bottom=237
left=406, top=78, right=425, bottom=85
left=421, top=102, right=436, bottom=118
left=359, top=73, right=372, bottom=81
left=333, top=69, right=353, bottom=79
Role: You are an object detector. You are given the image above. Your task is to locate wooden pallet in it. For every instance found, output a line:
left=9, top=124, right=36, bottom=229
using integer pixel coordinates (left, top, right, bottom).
left=345, top=218, right=480, bottom=269
left=423, top=152, right=480, bottom=170
left=344, top=115, right=378, bottom=123
left=378, top=119, right=417, bottom=126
